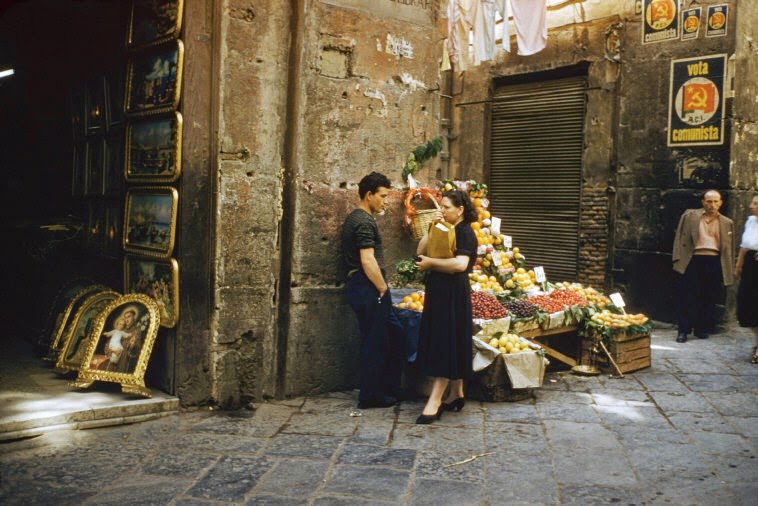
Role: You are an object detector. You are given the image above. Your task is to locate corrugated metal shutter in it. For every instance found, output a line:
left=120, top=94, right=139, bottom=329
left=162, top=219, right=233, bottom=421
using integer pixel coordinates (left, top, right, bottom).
left=489, top=76, right=586, bottom=282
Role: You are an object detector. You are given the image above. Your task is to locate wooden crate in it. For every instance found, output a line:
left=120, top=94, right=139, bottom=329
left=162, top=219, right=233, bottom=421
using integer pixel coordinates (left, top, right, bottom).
left=581, top=332, right=651, bottom=374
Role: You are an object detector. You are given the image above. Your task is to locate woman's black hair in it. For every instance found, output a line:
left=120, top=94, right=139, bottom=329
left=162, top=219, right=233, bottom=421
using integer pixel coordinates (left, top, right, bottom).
left=443, top=189, right=478, bottom=223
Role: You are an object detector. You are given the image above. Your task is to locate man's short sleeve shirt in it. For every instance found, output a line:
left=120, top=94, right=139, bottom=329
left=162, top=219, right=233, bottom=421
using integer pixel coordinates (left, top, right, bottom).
left=341, top=209, right=385, bottom=272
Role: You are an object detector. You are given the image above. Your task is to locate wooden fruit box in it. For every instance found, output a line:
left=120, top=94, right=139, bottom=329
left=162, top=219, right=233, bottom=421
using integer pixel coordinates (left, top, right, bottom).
left=581, top=331, right=651, bottom=374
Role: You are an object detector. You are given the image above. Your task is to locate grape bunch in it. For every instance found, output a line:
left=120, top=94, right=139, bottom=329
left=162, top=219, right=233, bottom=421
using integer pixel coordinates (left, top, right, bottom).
left=471, top=291, right=508, bottom=319
left=501, top=299, right=538, bottom=318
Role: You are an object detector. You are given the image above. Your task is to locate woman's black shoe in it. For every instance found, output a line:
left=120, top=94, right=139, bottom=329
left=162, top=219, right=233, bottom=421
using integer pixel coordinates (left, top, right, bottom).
left=415, top=406, right=443, bottom=425
left=441, top=398, right=465, bottom=412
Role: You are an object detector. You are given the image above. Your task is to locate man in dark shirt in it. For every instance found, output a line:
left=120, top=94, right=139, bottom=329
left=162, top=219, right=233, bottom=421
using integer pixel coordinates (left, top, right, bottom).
left=341, top=172, right=403, bottom=409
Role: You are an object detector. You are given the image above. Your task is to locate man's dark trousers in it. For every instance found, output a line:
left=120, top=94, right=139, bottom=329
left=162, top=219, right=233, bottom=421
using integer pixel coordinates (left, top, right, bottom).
left=346, top=271, right=404, bottom=403
left=678, top=255, right=723, bottom=335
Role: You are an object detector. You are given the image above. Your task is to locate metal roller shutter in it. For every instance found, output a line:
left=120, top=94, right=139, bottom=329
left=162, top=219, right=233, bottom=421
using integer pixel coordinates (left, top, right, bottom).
left=489, top=76, right=587, bottom=282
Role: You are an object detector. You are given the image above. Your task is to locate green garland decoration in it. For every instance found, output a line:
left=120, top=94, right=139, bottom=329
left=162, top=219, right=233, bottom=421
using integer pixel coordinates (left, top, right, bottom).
left=402, top=135, right=444, bottom=180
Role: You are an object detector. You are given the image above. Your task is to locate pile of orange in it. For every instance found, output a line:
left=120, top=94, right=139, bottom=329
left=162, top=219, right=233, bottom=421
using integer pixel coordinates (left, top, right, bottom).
left=396, top=291, right=425, bottom=312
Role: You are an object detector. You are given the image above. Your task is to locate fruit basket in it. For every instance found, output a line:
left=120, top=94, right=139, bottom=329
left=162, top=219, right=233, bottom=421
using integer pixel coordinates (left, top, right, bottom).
left=404, top=188, right=441, bottom=241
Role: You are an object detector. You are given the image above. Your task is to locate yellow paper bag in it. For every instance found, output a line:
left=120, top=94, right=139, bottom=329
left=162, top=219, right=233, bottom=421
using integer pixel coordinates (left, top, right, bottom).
left=426, top=221, right=456, bottom=259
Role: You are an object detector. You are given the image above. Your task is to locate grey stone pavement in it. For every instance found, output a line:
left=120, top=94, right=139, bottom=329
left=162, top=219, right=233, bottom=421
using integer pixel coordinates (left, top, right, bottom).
left=1, top=326, right=756, bottom=505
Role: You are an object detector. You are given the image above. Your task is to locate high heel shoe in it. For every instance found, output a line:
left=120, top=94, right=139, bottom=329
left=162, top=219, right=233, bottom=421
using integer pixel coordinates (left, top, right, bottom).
left=415, top=406, right=443, bottom=425
left=441, top=398, right=465, bottom=412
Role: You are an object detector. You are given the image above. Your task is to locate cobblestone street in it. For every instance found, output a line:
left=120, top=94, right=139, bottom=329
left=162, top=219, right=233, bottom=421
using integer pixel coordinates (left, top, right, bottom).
left=1, top=326, right=756, bottom=505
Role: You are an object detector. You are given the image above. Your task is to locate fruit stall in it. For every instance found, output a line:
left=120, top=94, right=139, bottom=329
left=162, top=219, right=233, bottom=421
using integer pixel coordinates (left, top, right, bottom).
left=394, top=178, right=653, bottom=395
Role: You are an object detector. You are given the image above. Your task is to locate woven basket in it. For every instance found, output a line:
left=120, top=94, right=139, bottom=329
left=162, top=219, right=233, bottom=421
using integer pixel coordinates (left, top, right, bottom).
left=409, top=209, right=437, bottom=241
left=406, top=189, right=442, bottom=241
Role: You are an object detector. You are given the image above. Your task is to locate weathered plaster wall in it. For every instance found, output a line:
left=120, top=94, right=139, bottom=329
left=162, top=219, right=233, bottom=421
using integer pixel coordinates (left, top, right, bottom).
left=212, top=0, right=292, bottom=407
left=283, top=0, right=442, bottom=397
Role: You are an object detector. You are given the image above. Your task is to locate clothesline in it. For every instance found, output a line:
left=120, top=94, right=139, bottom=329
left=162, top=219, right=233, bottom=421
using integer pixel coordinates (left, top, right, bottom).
left=445, top=0, right=549, bottom=72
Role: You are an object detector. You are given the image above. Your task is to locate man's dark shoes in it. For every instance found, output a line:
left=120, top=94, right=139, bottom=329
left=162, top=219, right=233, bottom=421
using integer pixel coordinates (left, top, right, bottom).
left=357, top=396, right=397, bottom=409
left=694, top=331, right=709, bottom=339
left=676, top=332, right=687, bottom=343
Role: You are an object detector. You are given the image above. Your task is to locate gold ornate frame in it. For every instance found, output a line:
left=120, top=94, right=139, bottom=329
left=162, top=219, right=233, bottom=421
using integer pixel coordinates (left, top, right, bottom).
left=72, top=293, right=161, bottom=398
left=47, top=284, right=110, bottom=361
left=125, top=39, right=184, bottom=117
left=127, top=0, right=184, bottom=49
left=125, top=111, right=183, bottom=183
left=124, top=255, right=179, bottom=328
left=55, top=290, right=120, bottom=373
left=123, top=186, right=178, bottom=259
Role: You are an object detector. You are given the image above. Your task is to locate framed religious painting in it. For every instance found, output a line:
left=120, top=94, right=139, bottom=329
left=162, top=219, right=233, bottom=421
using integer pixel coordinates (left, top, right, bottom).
left=85, top=138, right=106, bottom=196
left=72, top=293, right=160, bottom=398
left=124, top=255, right=179, bottom=327
left=125, top=111, right=182, bottom=183
left=127, top=0, right=184, bottom=49
left=37, top=277, right=97, bottom=355
left=55, top=290, right=120, bottom=374
left=125, top=39, right=183, bottom=116
left=85, top=75, right=108, bottom=134
left=123, top=186, right=178, bottom=258
left=104, top=129, right=125, bottom=197
left=46, top=284, right=110, bottom=361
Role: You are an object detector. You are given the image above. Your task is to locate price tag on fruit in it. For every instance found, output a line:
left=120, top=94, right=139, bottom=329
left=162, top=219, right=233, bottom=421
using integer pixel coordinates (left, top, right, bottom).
left=609, top=292, right=625, bottom=308
left=502, top=234, right=512, bottom=248
left=491, top=216, right=501, bottom=235
left=492, top=251, right=502, bottom=266
left=534, top=266, right=546, bottom=283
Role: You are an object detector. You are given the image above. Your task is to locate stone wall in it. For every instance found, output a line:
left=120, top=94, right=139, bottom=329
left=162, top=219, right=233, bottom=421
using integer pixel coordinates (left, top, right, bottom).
left=211, top=0, right=443, bottom=405
left=283, top=0, right=442, bottom=397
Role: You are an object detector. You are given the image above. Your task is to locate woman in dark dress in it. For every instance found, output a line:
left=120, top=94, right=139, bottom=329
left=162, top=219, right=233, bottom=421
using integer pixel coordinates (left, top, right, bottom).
left=734, top=194, right=758, bottom=364
left=414, top=190, right=478, bottom=424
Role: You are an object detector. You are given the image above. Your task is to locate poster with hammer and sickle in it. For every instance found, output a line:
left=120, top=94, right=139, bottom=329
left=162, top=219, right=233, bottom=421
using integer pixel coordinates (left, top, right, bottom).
left=668, top=54, right=727, bottom=147
left=642, top=0, right=679, bottom=44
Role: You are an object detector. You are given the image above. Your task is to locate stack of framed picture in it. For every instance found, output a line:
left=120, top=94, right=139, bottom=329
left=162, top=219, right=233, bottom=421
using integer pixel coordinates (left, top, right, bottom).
left=121, top=0, right=183, bottom=331
left=70, top=69, right=126, bottom=258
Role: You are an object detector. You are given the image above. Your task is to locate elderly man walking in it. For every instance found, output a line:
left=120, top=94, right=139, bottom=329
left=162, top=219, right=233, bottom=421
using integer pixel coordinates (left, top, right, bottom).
left=672, top=189, right=735, bottom=343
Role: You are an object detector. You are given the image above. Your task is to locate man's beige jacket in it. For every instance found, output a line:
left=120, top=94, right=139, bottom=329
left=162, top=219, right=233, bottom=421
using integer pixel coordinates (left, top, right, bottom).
left=672, top=208, right=735, bottom=286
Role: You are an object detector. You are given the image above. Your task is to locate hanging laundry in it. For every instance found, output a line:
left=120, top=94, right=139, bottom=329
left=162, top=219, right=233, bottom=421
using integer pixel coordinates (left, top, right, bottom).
left=508, top=0, right=548, bottom=56
left=473, top=0, right=497, bottom=64
left=447, top=0, right=477, bottom=71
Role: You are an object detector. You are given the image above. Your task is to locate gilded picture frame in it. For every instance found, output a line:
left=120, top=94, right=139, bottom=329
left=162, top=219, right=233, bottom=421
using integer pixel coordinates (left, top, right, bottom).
left=72, top=293, right=161, bottom=398
left=127, top=0, right=184, bottom=49
left=124, top=255, right=179, bottom=328
left=55, top=290, right=120, bottom=374
left=85, top=138, right=106, bottom=197
left=38, top=277, right=97, bottom=354
left=125, top=39, right=183, bottom=117
left=123, top=186, right=178, bottom=258
left=125, top=111, right=182, bottom=183
left=47, top=284, right=110, bottom=361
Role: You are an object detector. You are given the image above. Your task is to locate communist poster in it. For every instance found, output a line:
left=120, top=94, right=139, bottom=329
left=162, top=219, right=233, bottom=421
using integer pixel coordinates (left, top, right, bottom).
left=668, top=54, right=727, bottom=147
left=642, top=0, right=679, bottom=44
